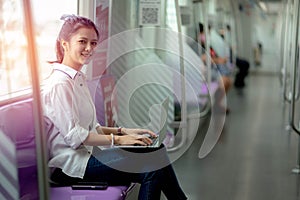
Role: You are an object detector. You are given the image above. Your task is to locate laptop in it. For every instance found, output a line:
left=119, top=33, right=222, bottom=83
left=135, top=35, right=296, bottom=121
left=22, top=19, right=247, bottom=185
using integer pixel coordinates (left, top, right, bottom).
left=115, top=97, right=169, bottom=148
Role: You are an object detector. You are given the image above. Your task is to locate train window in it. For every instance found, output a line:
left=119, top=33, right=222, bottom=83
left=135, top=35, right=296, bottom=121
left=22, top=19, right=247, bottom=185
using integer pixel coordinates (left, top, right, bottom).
left=0, top=0, right=29, bottom=101
left=166, top=0, right=178, bottom=31
left=0, top=0, right=77, bottom=102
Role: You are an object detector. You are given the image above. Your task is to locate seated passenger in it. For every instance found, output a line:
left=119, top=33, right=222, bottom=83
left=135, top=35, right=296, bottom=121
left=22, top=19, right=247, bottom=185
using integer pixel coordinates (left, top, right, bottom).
left=198, top=23, right=232, bottom=113
left=201, top=47, right=232, bottom=113
left=42, top=14, right=187, bottom=200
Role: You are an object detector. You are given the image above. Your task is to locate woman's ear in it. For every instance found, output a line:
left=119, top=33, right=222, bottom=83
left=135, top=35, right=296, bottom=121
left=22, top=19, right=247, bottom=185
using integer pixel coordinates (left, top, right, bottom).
left=61, top=40, right=68, bottom=52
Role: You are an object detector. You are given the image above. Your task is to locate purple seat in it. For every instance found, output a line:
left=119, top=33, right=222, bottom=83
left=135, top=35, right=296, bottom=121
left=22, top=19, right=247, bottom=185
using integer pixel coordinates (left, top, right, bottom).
left=0, top=98, right=39, bottom=199
left=0, top=129, right=20, bottom=200
left=0, top=98, right=132, bottom=200
left=50, top=185, right=130, bottom=200
left=199, top=81, right=219, bottom=105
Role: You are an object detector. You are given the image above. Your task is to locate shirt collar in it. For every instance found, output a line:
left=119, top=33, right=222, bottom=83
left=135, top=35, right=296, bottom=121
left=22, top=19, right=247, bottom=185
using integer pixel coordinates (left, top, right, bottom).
left=53, top=63, right=81, bottom=79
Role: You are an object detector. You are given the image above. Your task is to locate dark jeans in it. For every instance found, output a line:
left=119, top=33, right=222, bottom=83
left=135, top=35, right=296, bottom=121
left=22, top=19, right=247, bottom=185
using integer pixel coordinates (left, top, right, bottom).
left=51, top=145, right=187, bottom=200
left=234, top=57, right=249, bottom=88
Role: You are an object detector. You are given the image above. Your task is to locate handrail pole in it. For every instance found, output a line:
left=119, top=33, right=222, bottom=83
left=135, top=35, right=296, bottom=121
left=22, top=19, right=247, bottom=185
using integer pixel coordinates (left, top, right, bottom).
left=291, top=0, right=300, bottom=135
left=289, top=0, right=300, bottom=175
left=283, top=0, right=293, bottom=132
left=284, top=0, right=294, bottom=103
left=282, top=0, right=290, bottom=102
left=22, top=0, right=49, bottom=198
left=168, top=0, right=187, bottom=152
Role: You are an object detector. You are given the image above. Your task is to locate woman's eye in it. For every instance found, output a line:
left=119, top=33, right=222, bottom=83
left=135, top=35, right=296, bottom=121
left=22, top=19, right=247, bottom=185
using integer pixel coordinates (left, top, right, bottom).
left=79, top=40, right=86, bottom=44
left=91, top=42, right=98, bottom=46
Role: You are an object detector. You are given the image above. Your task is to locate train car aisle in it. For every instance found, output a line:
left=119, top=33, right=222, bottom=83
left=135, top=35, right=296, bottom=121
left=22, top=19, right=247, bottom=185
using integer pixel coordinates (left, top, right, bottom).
left=172, top=73, right=300, bottom=200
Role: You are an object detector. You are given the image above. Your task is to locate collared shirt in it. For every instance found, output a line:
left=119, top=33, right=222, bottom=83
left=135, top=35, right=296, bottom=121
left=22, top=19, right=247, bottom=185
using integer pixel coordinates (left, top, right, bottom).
left=42, top=63, right=100, bottom=178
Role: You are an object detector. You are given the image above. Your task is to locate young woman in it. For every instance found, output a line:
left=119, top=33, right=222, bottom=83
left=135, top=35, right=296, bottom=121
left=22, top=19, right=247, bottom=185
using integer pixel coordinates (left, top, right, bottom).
left=42, top=14, right=187, bottom=200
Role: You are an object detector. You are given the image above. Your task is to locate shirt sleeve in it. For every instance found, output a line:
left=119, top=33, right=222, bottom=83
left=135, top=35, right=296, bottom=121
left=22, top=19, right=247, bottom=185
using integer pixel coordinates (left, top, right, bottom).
left=43, top=82, right=89, bottom=149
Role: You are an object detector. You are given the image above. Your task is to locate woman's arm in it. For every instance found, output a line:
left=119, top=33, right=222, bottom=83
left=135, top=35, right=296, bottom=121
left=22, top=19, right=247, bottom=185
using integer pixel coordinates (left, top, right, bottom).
left=83, top=132, right=112, bottom=146
left=83, top=130, right=154, bottom=146
left=97, top=126, right=121, bottom=135
left=201, top=54, right=228, bottom=64
left=96, top=126, right=156, bottom=137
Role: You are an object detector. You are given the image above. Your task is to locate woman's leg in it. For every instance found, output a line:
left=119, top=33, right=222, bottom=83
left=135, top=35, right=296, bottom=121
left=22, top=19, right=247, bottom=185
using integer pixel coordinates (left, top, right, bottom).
left=222, top=76, right=232, bottom=93
left=85, top=146, right=187, bottom=200
left=160, top=164, right=187, bottom=199
left=84, top=155, right=163, bottom=200
left=214, top=75, right=232, bottom=113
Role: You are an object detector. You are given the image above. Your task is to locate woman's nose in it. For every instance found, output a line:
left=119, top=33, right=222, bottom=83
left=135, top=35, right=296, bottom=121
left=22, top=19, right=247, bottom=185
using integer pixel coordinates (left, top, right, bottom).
left=85, top=44, right=92, bottom=51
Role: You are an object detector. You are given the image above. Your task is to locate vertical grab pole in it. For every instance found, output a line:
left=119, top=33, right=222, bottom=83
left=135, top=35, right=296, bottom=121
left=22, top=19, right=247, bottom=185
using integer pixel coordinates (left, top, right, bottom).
left=284, top=0, right=293, bottom=132
left=202, top=0, right=211, bottom=95
left=167, top=0, right=187, bottom=152
left=289, top=0, right=300, bottom=174
left=22, top=0, right=49, bottom=198
left=197, top=0, right=212, bottom=118
left=282, top=0, right=290, bottom=102
left=291, top=0, right=300, bottom=134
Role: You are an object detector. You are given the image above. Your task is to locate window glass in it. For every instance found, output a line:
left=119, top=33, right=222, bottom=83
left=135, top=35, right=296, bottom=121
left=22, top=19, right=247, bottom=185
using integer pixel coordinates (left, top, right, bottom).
left=0, top=0, right=77, bottom=101
left=166, top=0, right=177, bottom=31
left=33, top=0, right=78, bottom=81
left=0, top=0, right=29, bottom=100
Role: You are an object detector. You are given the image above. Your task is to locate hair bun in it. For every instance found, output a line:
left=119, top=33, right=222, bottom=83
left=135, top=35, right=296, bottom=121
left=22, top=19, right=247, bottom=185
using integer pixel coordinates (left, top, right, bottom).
left=60, top=14, right=76, bottom=21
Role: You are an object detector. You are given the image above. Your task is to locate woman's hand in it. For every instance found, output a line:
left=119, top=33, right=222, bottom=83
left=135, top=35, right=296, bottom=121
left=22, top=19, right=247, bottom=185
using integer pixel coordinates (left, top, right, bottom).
left=215, top=57, right=227, bottom=64
left=115, top=133, right=154, bottom=146
left=115, top=128, right=157, bottom=146
left=121, top=128, right=157, bottom=138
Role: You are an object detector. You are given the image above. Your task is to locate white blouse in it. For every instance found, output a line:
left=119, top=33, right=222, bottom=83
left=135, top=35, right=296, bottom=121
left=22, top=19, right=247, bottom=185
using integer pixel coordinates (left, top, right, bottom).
left=42, top=63, right=100, bottom=178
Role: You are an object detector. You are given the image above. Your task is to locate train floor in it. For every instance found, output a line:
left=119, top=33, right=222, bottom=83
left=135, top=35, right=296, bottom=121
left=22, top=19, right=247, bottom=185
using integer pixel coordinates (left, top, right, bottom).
left=172, top=73, right=300, bottom=200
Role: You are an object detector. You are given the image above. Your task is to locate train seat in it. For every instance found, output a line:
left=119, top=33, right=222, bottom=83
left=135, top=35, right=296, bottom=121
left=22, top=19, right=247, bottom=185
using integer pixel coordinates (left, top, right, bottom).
left=198, top=81, right=219, bottom=105
left=0, top=98, right=39, bottom=199
left=0, top=98, right=132, bottom=200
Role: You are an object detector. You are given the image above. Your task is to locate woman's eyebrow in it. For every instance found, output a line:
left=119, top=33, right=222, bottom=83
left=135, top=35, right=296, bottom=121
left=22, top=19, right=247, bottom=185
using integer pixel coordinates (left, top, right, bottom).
left=78, top=37, right=98, bottom=41
left=78, top=37, right=88, bottom=40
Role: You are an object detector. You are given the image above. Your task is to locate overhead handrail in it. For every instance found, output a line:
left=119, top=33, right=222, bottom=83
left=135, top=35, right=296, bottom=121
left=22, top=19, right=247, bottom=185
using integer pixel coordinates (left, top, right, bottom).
left=22, top=0, right=49, bottom=199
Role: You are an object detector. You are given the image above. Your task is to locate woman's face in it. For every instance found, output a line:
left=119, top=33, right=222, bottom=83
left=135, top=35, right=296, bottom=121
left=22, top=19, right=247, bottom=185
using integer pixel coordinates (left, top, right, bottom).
left=62, top=27, right=98, bottom=70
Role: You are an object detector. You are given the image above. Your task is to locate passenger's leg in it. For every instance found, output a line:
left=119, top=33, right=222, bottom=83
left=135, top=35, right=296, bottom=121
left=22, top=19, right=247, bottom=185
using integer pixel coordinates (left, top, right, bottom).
left=160, top=164, right=187, bottom=199
left=234, top=58, right=249, bottom=88
left=83, top=146, right=187, bottom=200
left=222, top=76, right=232, bottom=93
left=84, top=155, right=163, bottom=199
left=215, top=76, right=232, bottom=113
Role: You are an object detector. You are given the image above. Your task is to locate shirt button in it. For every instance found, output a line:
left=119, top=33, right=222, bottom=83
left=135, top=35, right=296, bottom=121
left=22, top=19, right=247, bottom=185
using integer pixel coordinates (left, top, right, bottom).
left=88, top=151, right=91, bottom=154
left=80, top=84, right=83, bottom=86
